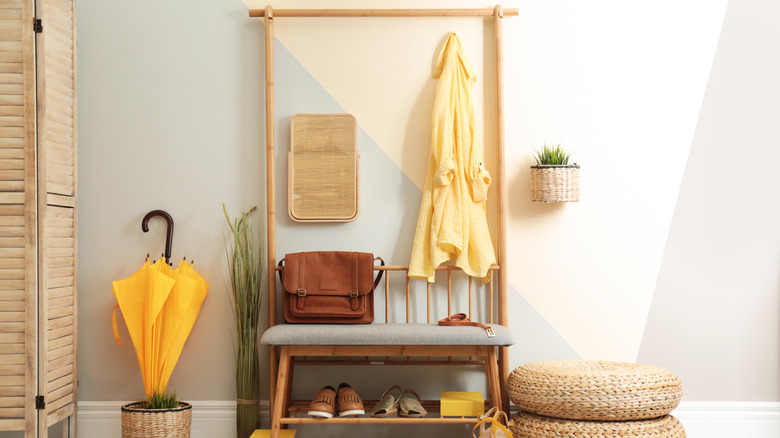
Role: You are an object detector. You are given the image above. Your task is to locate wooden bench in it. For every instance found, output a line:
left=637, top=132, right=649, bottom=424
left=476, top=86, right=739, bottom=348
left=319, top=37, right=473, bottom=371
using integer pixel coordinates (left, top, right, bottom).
left=262, top=266, right=513, bottom=435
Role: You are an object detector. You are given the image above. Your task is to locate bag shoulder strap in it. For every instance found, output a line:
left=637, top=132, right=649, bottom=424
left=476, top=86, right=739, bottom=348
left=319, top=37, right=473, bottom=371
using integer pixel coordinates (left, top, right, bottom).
left=373, top=256, right=385, bottom=289
left=278, top=254, right=386, bottom=290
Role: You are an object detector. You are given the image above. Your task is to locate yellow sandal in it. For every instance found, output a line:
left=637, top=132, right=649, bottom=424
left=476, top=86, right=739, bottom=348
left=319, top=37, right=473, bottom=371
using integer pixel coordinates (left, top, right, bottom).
left=473, top=407, right=514, bottom=438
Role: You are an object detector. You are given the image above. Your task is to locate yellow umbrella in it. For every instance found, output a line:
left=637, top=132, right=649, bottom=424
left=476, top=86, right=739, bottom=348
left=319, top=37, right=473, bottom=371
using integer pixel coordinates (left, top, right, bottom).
left=112, top=256, right=208, bottom=397
left=112, top=259, right=175, bottom=396
left=158, top=260, right=209, bottom=392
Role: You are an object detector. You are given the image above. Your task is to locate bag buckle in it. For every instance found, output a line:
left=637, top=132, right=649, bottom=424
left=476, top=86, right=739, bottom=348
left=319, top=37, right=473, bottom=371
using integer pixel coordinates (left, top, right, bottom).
left=297, top=288, right=307, bottom=297
left=349, top=290, right=359, bottom=298
left=485, top=327, right=495, bottom=338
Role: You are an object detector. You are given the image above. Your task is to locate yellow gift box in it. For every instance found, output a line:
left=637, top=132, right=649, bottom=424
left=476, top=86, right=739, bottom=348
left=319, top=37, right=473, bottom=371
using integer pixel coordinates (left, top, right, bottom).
left=250, top=430, right=296, bottom=438
left=440, top=391, right=485, bottom=417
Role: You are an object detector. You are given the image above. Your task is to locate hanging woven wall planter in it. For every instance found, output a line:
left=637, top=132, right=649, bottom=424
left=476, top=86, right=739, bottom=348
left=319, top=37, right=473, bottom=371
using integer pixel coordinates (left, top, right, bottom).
left=530, top=164, right=580, bottom=203
left=121, top=402, right=193, bottom=438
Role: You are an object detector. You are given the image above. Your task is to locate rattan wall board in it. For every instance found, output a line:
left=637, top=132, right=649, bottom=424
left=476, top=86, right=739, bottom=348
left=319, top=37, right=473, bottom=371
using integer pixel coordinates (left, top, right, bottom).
left=289, top=113, right=358, bottom=222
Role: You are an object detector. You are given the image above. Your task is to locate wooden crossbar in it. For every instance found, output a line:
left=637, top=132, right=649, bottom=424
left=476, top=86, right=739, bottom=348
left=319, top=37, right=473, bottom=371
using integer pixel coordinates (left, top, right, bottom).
left=249, top=8, right=519, bottom=18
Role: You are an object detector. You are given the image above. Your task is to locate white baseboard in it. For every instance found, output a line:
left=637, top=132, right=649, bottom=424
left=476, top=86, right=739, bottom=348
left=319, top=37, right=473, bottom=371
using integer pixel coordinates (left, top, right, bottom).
left=672, top=402, right=780, bottom=438
left=77, top=400, right=780, bottom=438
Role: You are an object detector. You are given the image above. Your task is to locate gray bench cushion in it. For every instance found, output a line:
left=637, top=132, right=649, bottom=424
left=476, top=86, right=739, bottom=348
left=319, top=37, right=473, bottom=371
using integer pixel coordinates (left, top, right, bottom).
left=261, top=323, right=514, bottom=346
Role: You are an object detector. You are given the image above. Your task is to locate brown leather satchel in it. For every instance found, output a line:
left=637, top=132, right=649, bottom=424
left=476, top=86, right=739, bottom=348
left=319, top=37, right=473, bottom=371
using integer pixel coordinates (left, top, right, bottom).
left=279, top=251, right=384, bottom=324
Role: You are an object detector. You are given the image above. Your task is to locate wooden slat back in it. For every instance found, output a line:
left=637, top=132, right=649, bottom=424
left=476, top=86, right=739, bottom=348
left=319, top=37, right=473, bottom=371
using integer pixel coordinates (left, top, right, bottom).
left=374, top=265, right=497, bottom=325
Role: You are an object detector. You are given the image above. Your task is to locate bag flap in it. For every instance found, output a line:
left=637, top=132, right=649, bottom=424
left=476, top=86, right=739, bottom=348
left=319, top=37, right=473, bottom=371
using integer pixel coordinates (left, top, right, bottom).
left=282, top=251, right=374, bottom=296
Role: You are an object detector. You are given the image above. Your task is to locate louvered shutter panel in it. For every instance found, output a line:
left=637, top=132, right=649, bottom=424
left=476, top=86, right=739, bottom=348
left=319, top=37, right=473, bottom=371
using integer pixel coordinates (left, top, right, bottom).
left=37, top=0, right=77, bottom=428
left=0, top=0, right=36, bottom=434
left=0, top=0, right=77, bottom=435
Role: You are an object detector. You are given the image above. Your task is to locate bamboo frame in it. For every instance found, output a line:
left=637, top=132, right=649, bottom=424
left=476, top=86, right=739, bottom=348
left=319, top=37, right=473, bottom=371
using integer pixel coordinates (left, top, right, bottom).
left=494, top=4, right=511, bottom=412
left=263, top=4, right=279, bottom=416
left=255, top=5, right=512, bottom=437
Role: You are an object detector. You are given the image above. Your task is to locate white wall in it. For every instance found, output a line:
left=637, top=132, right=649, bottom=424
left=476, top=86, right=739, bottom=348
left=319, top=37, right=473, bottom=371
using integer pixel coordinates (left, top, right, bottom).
left=638, top=0, right=780, bottom=401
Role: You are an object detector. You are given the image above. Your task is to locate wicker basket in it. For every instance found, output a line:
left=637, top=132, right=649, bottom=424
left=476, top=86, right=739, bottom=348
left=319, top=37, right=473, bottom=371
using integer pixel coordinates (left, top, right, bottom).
left=507, top=360, right=682, bottom=421
left=530, top=164, right=580, bottom=202
left=511, top=411, right=686, bottom=438
left=121, top=401, right=192, bottom=438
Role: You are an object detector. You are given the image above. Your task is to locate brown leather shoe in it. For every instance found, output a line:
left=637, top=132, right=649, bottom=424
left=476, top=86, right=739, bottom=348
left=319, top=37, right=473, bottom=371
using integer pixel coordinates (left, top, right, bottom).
left=336, top=383, right=365, bottom=417
left=307, top=385, right=336, bottom=418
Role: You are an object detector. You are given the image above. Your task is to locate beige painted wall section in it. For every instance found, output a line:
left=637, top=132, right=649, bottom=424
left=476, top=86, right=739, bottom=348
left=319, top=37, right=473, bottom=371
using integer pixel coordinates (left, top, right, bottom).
left=243, top=0, right=495, bottom=192
left=503, top=1, right=727, bottom=362
left=245, top=0, right=728, bottom=361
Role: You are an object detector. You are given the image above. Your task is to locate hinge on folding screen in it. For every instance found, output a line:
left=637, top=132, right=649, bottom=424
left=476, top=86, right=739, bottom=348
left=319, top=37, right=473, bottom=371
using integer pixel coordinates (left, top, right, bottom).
left=33, top=18, right=42, bottom=33
left=35, top=395, right=45, bottom=410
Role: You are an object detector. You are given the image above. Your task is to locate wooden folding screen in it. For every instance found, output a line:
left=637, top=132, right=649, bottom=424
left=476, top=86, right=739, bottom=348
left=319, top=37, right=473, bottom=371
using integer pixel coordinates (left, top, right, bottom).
left=0, top=0, right=77, bottom=436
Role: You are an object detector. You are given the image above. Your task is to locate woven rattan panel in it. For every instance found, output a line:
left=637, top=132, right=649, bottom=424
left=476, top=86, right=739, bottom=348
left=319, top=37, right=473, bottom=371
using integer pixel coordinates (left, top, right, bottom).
left=289, top=113, right=357, bottom=222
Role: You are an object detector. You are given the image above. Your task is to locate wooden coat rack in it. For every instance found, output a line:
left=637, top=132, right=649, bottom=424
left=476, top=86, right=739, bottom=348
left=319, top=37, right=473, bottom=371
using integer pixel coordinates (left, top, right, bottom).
left=249, top=5, right=516, bottom=435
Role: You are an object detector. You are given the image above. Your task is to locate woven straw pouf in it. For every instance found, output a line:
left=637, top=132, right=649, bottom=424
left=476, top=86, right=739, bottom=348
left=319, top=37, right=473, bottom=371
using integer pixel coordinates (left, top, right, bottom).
left=507, top=360, right=682, bottom=421
left=511, top=411, right=686, bottom=438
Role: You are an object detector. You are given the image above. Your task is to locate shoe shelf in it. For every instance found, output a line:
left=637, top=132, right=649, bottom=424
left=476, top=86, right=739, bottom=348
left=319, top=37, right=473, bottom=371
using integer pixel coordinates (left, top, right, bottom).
left=282, top=401, right=483, bottom=425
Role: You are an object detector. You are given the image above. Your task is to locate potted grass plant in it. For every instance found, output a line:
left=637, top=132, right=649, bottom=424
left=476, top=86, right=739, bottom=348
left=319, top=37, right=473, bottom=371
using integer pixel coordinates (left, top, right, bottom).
left=223, top=205, right=265, bottom=438
left=121, top=392, right=192, bottom=438
left=530, top=143, right=580, bottom=202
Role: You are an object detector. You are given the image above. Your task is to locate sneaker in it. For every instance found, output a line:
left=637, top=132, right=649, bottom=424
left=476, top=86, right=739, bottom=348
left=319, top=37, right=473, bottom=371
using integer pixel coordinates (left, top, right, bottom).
left=307, top=386, right=336, bottom=418
left=336, top=383, right=365, bottom=417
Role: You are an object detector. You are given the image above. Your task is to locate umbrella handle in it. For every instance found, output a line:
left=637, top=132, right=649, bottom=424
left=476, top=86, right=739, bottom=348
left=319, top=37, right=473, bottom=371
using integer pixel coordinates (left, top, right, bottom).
left=142, top=210, right=174, bottom=264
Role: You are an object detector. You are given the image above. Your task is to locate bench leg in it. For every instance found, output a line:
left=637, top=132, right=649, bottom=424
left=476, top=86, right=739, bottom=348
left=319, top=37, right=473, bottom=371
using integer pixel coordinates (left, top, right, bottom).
left=485, top=347, right=502, bottom=411
left=269, top=344, right=278, bottom=421
left=500, top=345, right=510, bottom=411
left=282, top=356, right=295, bottom=429
left=271, top=346, right=292, bottom=438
